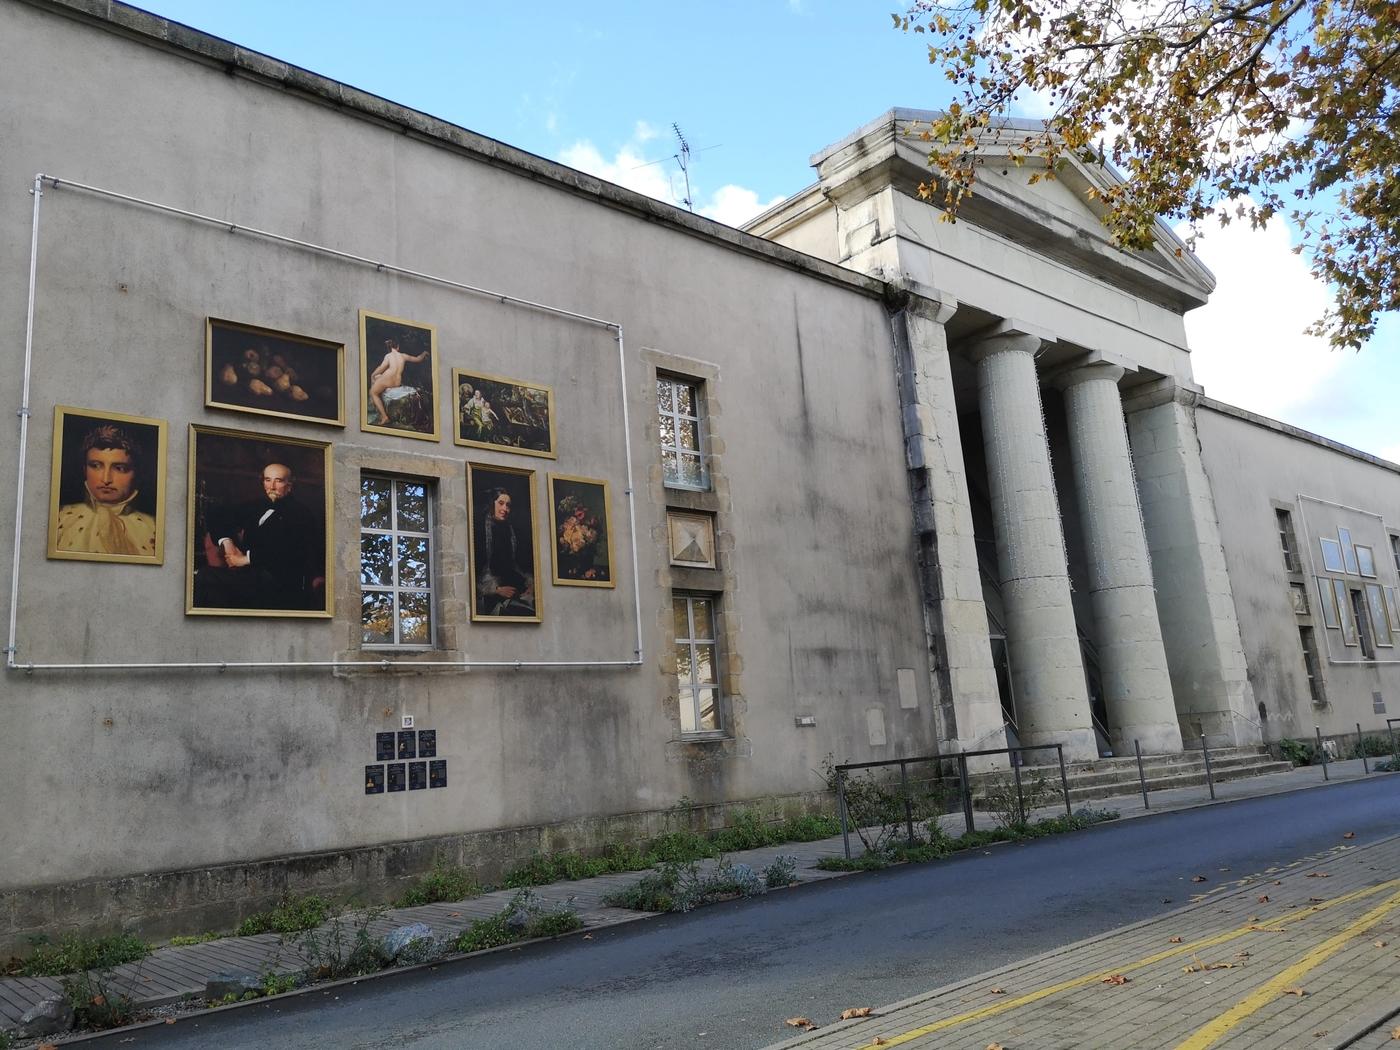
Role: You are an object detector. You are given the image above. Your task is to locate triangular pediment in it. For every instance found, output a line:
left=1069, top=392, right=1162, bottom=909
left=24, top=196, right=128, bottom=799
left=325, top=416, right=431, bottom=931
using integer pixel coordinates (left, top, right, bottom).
left=808, top=108, right=1215, bottom=311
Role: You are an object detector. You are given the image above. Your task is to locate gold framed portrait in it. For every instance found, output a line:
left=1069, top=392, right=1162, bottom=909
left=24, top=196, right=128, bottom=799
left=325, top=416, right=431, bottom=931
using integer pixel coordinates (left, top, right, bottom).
left=547, top=474, right=614, bottom=588
left=453, top=368, right=556, bottom=458
left=359, top=309, right=440, bottom=441
left=186, top=425, right=334, bottom=618
left=205, top=317, right=345, bottom=426
left=48, top=405, right=168, bottom=565
left=468, top=462, right=542, bottom=623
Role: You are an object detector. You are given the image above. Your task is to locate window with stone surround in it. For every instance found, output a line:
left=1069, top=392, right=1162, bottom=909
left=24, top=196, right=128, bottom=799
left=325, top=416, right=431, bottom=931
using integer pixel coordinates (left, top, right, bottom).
left=657, top=375, right=708, bottom=490
left=673, top=592, right=722, bottom=734
left=1297, top=626, right=1325, bottom=705
left=1276, top=508, right=1300, bottom=572
left=360, top=475, right=435, bottom=648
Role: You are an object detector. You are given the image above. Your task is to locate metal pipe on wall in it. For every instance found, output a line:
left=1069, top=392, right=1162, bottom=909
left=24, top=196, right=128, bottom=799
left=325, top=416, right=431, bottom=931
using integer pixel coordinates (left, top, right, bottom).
left=8, top=174, right=647, bottom=674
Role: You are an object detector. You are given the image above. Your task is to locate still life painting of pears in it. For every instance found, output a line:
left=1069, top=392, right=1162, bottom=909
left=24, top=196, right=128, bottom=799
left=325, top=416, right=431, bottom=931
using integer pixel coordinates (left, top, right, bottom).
left=207, top=319, right=344, bottom=426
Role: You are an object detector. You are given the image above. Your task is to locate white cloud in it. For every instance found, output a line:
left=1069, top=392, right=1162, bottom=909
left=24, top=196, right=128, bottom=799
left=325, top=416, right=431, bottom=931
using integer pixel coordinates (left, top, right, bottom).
left=700, top=184, right=785, bottom=227
left=557, top=129, right=782, bottom=228
left=1179, top=202, right=1342, bottom=420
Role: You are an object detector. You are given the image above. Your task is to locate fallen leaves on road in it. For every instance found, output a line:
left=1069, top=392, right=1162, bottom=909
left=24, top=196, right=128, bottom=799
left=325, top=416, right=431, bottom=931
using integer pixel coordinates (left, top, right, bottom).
left=1162, top=898, right=1173, bottom=904
left=1191, top=875, right=1208, bottom=882
left=37, top=1044, right=57, bottom=1050
left=1282, top=987, right=1307, bottom=997
left=1309, top=897, right=1326, bottom=903
left=987, top=1043, right=1007, bottom=1050
left=868, top=1039, right=888, bottom=1047
left=841, top=1007, right=873, bottom=1019
left=1236, top=951, right=1251, bottom=959
left=1343, top=832, right=1356, bottom=839
left=1306, top=872, right=1331, bottom=878
left=1101, top=974, right=1131, bottom=985
left=990, top=987, right=1007, bottom=995
left=785, top=1017, right=817, bottom=1031
left=165, top=1019, right=176, bottom=1025
left=1390, top=1023, right=1400, bottom=1039
left=1168, top=936, right=1183, bottom=943
left=1375, top=940, right=1388, bottom=948
left=447, top=912, right=461, bottom=918
left=1257, top=895, right=1270, bottom=903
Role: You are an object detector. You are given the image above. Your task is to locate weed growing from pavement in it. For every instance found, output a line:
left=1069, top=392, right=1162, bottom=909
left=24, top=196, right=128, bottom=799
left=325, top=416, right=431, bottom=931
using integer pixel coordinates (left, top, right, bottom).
left=11, top=931, right=151, bottom=977
left=454, top=890, right=582, bottom=952
left=602, top=856, right=784, bottom=914
left=815, top=809, right=1119, bottom=871
left=167, top=931, right=223, bottom=947
left=236, top=892, right=333, bottom=937
left=289, top=903, right=389, bottom=980
left=395, top=863, right=480, bottom=907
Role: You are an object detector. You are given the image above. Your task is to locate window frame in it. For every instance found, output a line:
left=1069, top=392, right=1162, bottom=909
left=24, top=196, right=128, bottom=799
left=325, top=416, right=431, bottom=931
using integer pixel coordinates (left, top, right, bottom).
left=1276, top=508, right=1300, bottom=573
left=1298, top=626, right=1326, bottom=706
left=656, top=374, right=709, bottom=492
left=673, top=591, right=723, bottom=737
left=359, top=473, right=436, bottom=650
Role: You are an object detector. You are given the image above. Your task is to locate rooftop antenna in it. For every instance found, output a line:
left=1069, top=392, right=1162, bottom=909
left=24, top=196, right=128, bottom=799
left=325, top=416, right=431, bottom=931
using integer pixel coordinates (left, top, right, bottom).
left=672, top=123, right=694, bottom=211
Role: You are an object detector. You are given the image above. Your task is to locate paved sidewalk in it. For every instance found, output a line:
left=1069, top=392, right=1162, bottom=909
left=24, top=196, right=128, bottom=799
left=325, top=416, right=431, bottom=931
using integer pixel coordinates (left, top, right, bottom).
left=764, top=828, right=1400, bottom=1050
left=0, top=759, right=1390, bottom=1039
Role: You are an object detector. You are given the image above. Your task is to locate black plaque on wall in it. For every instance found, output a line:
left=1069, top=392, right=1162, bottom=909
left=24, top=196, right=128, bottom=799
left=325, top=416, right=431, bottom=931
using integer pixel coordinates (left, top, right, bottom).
left=387, top=763, right=406, bottom=792
left=364, top=765, right=385, bottom=795
left=376, top=733, right=396, bottom=762
left=418, top=729, right=437, bottom=758
left=397, top=730, right=417, bottom=760
left=408, top=761, right=427, bottom=790
left=429, top=759, right=447, bottom=788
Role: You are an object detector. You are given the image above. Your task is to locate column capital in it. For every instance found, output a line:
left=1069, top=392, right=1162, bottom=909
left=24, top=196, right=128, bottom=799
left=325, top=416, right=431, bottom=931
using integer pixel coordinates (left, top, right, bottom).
left=885, top=278, right=958, bottom=326
left=1121, top=376, right=1204, bottom=413
left=1051, top=361, right=1125, bottom=392
left=965, top=319, right=1056, bottom=364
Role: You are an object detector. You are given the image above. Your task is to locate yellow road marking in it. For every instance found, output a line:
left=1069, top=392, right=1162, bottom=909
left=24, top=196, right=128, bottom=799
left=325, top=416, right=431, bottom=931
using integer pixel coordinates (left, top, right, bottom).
left=836, top=879, right=1398, bottom=1049
left=1173, top=887, right=1400, bottom=1050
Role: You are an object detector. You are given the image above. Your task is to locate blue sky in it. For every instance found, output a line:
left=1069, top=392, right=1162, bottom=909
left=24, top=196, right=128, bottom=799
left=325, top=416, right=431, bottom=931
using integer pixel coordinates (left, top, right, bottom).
left=133, top=1, right=1398, bottom=459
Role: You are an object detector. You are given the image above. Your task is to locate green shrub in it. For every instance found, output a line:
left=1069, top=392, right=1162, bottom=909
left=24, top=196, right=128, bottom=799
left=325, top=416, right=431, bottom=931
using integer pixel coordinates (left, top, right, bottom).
left=647, top=829, right=717, bottom=864
left=1351, top=734, right=1398, bottom=758
left=1279, top=738, right=1315, bottom=766
left=291, top=904, right=387, bottom=980
left=63, top=967, right=136, bottom=1030
left=762, top=855, right=798, bottom=887
left=167, top=932, right=223, bottom=947
left=603, top=866, right=683, bottom=912
left=261, top=971, right=301, bottom=996
left=454, top=891, right=582, bottom=951
left=816, top=854, right=890, bottom=872
left=17, top=932, right=151, bottom=977
left=603, top=858, right=768, bottom=913
left=236, top=893, right=332, bottom=937
left=396, top=864, right=480, bottom=907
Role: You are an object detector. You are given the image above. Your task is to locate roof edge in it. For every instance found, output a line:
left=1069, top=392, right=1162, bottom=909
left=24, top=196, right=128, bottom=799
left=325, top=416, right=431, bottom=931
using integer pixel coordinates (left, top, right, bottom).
left=25, top=0, right=887, bottom=301
left=1199, top=397, right=1400, bottom=476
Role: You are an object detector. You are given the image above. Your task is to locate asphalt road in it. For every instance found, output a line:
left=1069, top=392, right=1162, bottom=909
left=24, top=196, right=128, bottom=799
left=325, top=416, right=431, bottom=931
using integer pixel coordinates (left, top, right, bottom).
left=108, top=778, right=1400, bottom=1050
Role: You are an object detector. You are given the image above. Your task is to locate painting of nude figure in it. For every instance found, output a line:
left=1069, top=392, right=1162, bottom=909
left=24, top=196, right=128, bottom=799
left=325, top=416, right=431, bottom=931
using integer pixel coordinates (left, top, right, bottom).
left=358, top=310, right=440, bottom=441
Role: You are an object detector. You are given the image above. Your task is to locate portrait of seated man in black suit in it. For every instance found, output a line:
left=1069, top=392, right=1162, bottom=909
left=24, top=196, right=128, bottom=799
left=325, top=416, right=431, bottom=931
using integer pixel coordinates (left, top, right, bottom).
left=189, top=429, right=330, bottom=616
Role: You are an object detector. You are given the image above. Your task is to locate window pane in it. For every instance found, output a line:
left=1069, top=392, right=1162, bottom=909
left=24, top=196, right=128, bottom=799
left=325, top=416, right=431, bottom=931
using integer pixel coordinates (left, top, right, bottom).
left=1338, top=581, right=1358, bottom=645
left=695, top=688, right=719, bottom=731
left=675, top=642, right=693, bottom=684
left=1367, top=584, right=1390, bottom=644
left=679, top=453, right=703, bottom=487
left=361, top=591, right=394, bottom=645
left=691, top=598, right=714, bottom=638
left=658, top=414, right=677, bottom=448
left=360, top=477, right=392, bottom=530
left=661, top=448, right=681, bottom=485
left=657, top=378, right=674, bottom=413
left=1318, top=577, right=1340, bottom=629
left=673, top=598, right=690, bottom=641
left=1357, top=545, right=1376, bottom=578
left=1386, top=588, right=1400, bottom=637
left=1339, top=528, right=1359, bottom=575
left=1320, top=538, right=1344, bottom=573
left=695, top=642, right=716, bottom=684
left=678, top=686, right=697, bottom=733
left=677, top=419, right=698, bottom=453
left=397, top=535, right=430, bottom=589
left=360, top=533, right=394, bottom=586
left=674, top=382, right=695, bottom=416
left=399, top=590, right=431, bottom=646
left=1290, top=583, right=1309, bottom=615
left=397, top=482, right=428, bottom=532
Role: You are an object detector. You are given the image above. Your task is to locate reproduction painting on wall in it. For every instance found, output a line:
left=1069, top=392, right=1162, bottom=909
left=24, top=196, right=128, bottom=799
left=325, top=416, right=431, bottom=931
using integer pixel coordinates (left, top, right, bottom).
left=468, top=463, right=541, bottom=623
left=187, top=425, right=332, bottom=617
left=548, top=474, right=614, bottom=587
left=359, top=310, right=440, bottom=441
left=205, top=317, right=345, bottom=426
left=47, top=405, right=167, bottom=565
left=453, top=369, right=555, bottom=458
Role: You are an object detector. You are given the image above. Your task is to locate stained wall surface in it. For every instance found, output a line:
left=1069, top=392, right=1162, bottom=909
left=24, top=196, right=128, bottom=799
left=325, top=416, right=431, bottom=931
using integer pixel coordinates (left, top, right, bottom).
left=0, top=0, right=935, bottom=909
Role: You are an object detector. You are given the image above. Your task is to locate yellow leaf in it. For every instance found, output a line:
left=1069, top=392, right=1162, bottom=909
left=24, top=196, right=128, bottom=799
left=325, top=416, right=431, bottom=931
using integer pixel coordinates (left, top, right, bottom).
left=990, top=986, right=1007, bottom=994
left=1306, top=872, right=1331, bottom=878
left=1102, top=974, right=1131, bottom=985
left=841, top=1007, right=873, bottom=1019
left=988, top=1044, right=1007, bottom=1050
left=1282, top=987, right=1307, bottom=997
left=785, top=1017, right=817, bottom=1031
left=1257, top=895, right=1270, bottom=903
left=1169, top=936, right=1183, bottom=943
left=1375, top=940, right=1388, bottom=948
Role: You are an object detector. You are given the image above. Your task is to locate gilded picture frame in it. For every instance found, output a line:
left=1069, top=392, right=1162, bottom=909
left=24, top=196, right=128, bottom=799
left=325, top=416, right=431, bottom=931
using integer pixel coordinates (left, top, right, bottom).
left=359, top=309, right=440, bottom=441
left=468, top=462, right=542, bottom=623
left=453, top=368, right=556, bottom=459
left=186, top=424, right=334, bottom=618
left=205, top=317, right=345, bottom=426
left=547, top=473, right=615, bottom=588
left=47, top=405, right=167, bottom=565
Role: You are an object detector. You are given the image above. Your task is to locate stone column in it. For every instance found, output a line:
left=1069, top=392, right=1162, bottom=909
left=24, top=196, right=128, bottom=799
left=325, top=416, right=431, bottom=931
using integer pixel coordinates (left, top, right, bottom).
left=1058, top=363, right=1183, bottom=755
left=1123, top=379, right=1260, bottom=747
left=970, top=326, right=1096, bottom=761
left=891, top=288, right=1006, bottom=761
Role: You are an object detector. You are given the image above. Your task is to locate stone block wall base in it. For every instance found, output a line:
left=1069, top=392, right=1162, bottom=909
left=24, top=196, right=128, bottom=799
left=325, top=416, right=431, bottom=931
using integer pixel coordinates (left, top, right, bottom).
left=0, top=789, right=832, bottom=959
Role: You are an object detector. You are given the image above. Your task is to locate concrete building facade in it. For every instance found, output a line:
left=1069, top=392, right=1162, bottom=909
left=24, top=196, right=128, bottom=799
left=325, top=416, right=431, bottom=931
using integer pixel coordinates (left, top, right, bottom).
left=1, top=3, right=1396, bottom=953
